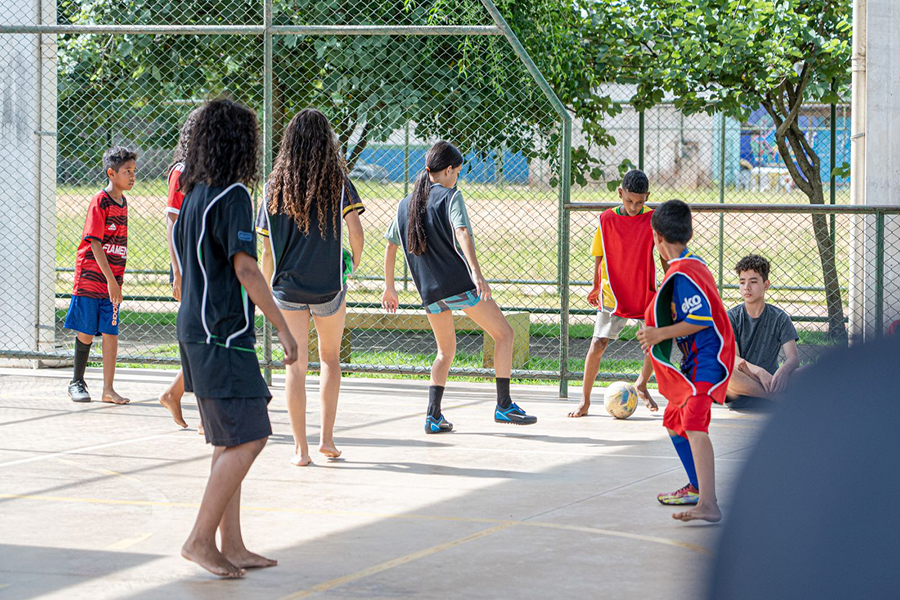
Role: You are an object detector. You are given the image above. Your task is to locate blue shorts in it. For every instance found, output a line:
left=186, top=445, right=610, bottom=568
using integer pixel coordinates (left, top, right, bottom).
left=424, top=289, right=480, bottom=314
left=64, top=296, right=119, bottom=336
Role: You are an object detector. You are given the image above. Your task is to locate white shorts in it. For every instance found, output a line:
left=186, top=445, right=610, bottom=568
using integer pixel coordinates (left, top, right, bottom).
left=593, top=310, right=641, bottom=340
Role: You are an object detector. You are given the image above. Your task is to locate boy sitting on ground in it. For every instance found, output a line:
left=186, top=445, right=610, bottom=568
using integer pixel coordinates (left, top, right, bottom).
left=726, top=254, right=800, bottom=408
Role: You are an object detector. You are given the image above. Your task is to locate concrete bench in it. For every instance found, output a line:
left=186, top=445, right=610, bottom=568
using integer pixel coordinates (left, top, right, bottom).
left=308, top=310, right=530, bottom=368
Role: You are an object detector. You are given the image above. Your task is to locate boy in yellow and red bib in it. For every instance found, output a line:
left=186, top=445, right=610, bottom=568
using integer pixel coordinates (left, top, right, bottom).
left=569, top=169, right=662, bottom=418
left=637, top=200, right=734, bottom=523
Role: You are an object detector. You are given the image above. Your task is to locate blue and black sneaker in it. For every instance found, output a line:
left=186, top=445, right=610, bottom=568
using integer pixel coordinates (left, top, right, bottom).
left=425, top=414, right=453, bottom=434
left=494, top=402, right=537, bottom=425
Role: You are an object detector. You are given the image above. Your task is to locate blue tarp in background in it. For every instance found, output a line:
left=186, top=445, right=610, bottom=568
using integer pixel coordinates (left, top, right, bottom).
left=354, top=147, right=530, bottom=184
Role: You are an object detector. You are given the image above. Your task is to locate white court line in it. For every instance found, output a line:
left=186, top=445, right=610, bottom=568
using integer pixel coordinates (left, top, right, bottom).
left=403, top=444, right=748, bottom=461
left=0, top=433, right=178, bottom=469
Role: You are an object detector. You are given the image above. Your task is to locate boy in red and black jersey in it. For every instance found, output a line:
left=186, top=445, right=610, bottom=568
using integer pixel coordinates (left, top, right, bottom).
left=64, top=146, right=137, bottom=404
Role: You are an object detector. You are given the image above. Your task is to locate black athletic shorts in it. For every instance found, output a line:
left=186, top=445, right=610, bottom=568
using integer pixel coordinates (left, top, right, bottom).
left=179, top=340, right=272, bottom=446
left=197, top=396, right=272, bottom=447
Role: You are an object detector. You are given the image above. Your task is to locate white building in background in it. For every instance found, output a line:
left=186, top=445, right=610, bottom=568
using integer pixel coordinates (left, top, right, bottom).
left=852, top=0, right=900, bottom=340
left=0, top=0, right=57, bottom=362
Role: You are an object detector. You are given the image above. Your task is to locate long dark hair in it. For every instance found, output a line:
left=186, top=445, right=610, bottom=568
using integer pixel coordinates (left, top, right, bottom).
left=179, top=98, right=260, bottom=195
left=267, top=108, right=347, bottom=238
left=168, top=107, right=201, bottom=174
left=407, top=141, right=463, bottom=255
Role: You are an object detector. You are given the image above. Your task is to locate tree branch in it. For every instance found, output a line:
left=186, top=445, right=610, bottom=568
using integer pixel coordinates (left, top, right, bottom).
left=761, top=99, right=813, bottom=196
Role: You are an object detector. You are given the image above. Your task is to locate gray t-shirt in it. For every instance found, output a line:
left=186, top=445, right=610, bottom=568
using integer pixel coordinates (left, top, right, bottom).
left=385, top=186, right=471, bottom=245
left=728, top=304, right=799, bottom=375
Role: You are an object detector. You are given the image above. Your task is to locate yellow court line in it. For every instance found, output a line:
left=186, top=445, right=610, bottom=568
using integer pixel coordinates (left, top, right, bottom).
left=105, top=532, right=152, bottom=551
left=516, top=521, right=711, bottom=556
left=278, top=523, right=515, bottom=600
left=55, top=457, right=134, bottom=481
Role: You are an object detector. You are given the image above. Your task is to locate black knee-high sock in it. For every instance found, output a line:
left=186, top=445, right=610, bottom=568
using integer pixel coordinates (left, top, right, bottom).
left=427, top=385, right=445, bottom=419
left=73, top=338, right=91, bottom=383
left=496, top=377, right=512, bottom=409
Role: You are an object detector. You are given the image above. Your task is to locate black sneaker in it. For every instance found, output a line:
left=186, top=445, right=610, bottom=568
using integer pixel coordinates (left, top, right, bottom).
left=494, top=402, right=537, bottom=425
left=68, top=380, right=91, bottom=403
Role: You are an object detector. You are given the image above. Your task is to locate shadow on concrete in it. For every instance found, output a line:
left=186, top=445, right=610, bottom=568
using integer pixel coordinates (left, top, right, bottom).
left=0, top=544, right=161, bottom=600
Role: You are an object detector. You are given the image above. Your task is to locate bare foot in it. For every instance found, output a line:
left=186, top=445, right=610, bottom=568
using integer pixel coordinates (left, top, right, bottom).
left=290, top=453, right=312, bottom=466
left=636, top=386, right=659, bottom=412
left=102, top=389, right=130, bottom=405
left=223, top=548, right=277, bottom=569
left=672, top=503, right=722, bottom=523
left=182, top=539, right=245, bottom=578
left=159, top=392, right=187, bottom=428
left=319, top=443, right=342, bottom=459
left=567, top=401, right=590, bottom=418
left=198, top=423, right=205, bottom=436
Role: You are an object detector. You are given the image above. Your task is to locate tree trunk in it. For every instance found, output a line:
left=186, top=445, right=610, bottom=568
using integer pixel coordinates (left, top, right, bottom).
left=805, top=183, right=849, bottom=343
left=346, top=122, right=371, bottom=171
left=763, top=91, right=848, bottom=344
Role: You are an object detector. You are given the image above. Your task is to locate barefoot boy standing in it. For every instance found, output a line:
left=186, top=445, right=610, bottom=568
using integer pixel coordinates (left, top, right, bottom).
left=569, top=169, right=661, bottom=418
left=65, top=146, right=136, bottom=405
left=637, top=200, right=734, bottom=523
left=174, top=99, right=298, bottom=578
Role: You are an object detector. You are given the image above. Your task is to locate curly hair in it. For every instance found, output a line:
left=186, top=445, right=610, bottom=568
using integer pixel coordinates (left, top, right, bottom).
left=735, top=254, right=770, bottom=281
left=168, top=107, right=201, bottom=173
left=266, top=108, right=347, bottom=238
left=407, top=141, right=464, bottom=255
left=622, top=169, right=649, bottom=194
left=178, top=99, right=260, bottom=196
left=103, top=145, right=138, bottom=173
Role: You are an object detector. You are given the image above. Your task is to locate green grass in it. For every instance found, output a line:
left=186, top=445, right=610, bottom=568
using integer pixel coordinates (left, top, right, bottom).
left=55, top=177, right=850, bottom=385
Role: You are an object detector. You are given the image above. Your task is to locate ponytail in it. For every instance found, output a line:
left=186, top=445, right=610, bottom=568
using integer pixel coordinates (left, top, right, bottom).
left=407, top=168, right=431, bottom=255
left=406, top=140, right=464, bottom=256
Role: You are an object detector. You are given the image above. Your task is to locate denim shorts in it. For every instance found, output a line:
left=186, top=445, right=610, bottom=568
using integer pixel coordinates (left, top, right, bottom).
left=424, top=289, right=480, bottom=314
left=276, top=284, right=347, bottom=317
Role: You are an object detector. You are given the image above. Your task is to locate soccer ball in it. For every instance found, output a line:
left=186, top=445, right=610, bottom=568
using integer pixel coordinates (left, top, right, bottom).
left=604, top=381, right=638, bottom=419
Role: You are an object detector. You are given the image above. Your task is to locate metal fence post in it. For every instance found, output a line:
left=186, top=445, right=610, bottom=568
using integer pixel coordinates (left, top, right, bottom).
left=478, top=0, right=573, bottom=394
left=875, top=212, right=885, bottom=338
left=717, top=113, right=726, bottom=295
left=830, top=94, right=837, bottom=246
left=558, top=116, right=573, bottom=398
left=262, top=0, right=274, bottom=383
left=638, top=110, right=645, bottom=171
left=403, top=121, right=410, bottom=291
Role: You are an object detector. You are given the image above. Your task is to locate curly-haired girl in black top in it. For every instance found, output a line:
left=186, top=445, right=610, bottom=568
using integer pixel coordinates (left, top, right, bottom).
left=174, top=98, right=299, bottom=578
left=257, top=108, right=365, bottom=466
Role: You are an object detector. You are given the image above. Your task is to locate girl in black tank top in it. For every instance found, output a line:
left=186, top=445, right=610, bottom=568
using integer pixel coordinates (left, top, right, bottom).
left=259, top=108, right=365, bottom=466
left=382, top=141, right=537, bottom=432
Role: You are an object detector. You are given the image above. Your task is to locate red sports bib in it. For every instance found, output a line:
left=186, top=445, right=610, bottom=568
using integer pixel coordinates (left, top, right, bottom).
left=599, top=208, right=656, bottom=319
left=645, top=255, right=735, bottom=405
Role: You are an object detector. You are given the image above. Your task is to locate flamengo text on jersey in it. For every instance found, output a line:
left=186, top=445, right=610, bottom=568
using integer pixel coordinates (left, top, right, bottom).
left=102, top=243, right=127, bottom=258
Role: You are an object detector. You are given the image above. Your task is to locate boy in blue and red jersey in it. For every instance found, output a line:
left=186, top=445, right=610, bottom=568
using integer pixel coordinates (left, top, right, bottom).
left=64, top=146, right=137, bottom=405
left=637, top=200, right=735, bottom=523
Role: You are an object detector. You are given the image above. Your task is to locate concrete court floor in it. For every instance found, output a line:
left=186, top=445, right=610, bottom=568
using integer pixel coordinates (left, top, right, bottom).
left=0, top=367, right=766, bottom=600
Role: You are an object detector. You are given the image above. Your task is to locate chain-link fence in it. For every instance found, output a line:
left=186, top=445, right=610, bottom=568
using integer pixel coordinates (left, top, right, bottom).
left=1, top=1, right=897, bottom=399
left=564, top=203, right=900, bottom=395
left=0, top=0, right=575, bottom=384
